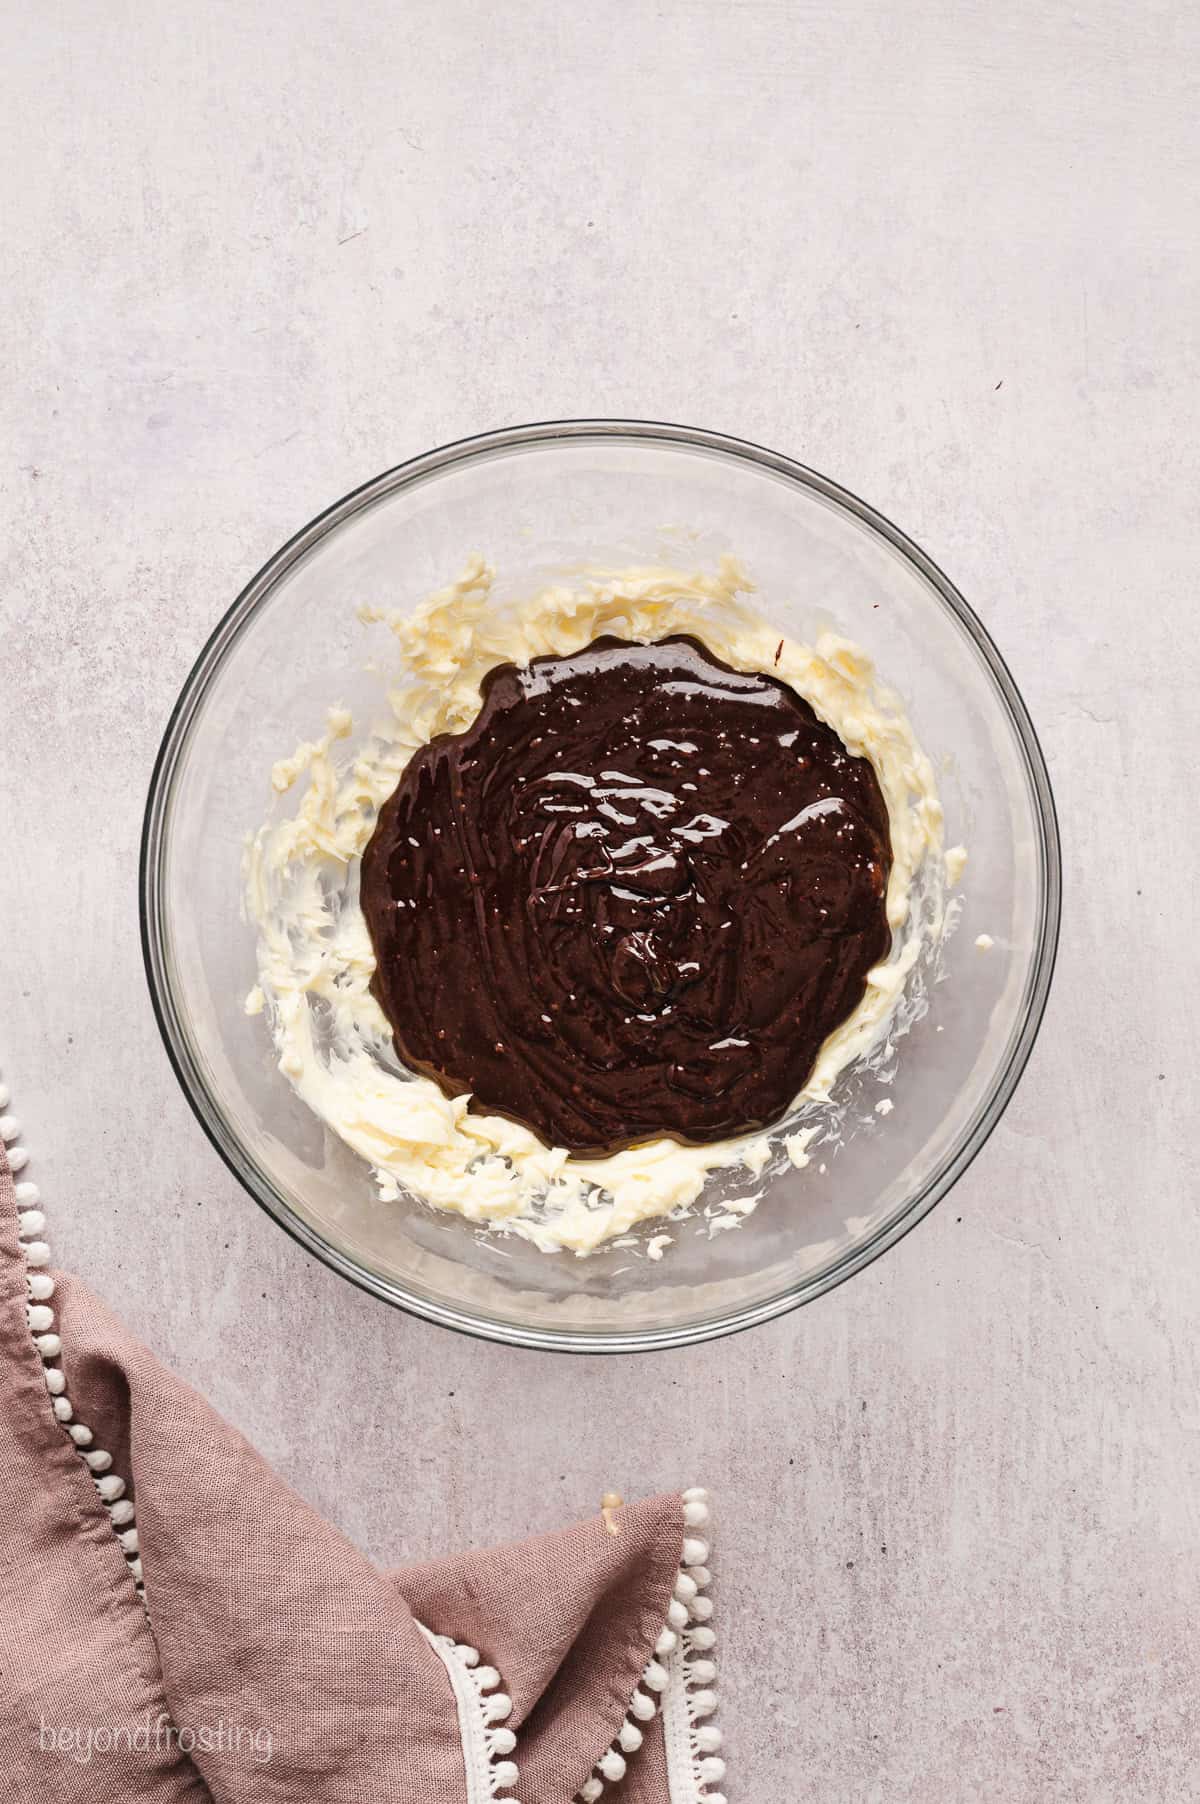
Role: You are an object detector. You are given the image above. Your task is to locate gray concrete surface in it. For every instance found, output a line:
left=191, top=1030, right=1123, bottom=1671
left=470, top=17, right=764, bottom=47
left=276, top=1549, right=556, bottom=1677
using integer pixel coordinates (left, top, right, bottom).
left=3, top=3, right=1199, bottom=1797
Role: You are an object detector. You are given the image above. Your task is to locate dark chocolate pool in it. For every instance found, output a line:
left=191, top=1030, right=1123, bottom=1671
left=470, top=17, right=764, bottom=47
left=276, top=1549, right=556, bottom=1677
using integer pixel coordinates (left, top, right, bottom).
left=361, top=635, right=892, bottom=1156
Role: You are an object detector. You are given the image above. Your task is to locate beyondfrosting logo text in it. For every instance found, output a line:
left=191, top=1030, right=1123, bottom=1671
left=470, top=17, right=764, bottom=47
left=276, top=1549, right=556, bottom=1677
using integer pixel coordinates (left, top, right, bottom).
left=38, top=1713, right=273, bottom=1767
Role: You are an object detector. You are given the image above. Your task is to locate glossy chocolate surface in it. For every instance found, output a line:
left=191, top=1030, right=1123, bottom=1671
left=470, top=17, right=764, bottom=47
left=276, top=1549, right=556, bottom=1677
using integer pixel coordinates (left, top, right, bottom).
left=361, top=635, right=892, bottom=1154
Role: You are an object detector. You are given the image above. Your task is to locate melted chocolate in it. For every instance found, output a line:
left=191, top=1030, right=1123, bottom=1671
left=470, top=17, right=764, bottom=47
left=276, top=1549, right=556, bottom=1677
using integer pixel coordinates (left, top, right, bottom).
left=361, top=636, right=892, bottom=1156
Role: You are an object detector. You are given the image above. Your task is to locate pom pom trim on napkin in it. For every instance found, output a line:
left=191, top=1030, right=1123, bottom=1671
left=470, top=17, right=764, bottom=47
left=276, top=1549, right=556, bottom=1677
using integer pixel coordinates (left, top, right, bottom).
left=576, top=1489, right=725, bottom=1804
left=2, top=1075, right=146, bottom=1599
left=2, top=1064, right=728, bottom=1804
left=420, top=1627, right=522, bottom=1804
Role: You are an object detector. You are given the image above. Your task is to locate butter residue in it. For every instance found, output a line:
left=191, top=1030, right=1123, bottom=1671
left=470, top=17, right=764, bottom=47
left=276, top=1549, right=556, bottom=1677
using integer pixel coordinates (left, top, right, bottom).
left=245, top=556, right=951, bottom=1255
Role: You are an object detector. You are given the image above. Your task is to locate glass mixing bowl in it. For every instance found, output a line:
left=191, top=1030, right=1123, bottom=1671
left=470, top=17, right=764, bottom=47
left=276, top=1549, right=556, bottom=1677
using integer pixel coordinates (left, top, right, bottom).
left=141, top=421, right=1060, bottom=1351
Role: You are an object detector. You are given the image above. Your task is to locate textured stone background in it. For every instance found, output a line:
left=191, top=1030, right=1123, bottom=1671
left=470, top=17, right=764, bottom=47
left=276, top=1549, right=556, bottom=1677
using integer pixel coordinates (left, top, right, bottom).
left=3, top=3, right=1198, bottom=1797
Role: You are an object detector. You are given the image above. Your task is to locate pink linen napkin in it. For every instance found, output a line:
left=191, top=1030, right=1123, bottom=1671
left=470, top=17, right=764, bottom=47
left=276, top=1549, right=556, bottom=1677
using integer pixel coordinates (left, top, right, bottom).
left=0, top=1109, right=725, bottom=1804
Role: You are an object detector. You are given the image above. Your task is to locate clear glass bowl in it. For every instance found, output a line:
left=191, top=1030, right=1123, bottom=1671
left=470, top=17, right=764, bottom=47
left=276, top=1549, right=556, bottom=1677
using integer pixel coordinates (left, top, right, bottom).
left=141, top=421, right=1060, bottom=1351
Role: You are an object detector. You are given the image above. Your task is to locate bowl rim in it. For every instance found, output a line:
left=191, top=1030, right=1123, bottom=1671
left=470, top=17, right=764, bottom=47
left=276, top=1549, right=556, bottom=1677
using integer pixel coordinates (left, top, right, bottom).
left=140, top=417, right=1062, bottom=1353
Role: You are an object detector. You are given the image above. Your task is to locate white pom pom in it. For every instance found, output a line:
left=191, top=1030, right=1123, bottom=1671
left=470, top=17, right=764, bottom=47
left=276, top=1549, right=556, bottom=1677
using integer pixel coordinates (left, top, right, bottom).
left=699, top=1756, right=725, bottom=1783
left=617, top=1721, right=643, bottom=1753
left=489, top=1727, right=516, bottom=1757
left=23, top=1241, right=50, bottom=1268
left=18, top=1210, right=45, bottom=1236
left=15, top=1180, right=40, bottom=1205
left=85, top=1450, right=113, bottom=1474
left=690, top=1566, right=711, bottom=1589
left=484, top=1692, right=512, bottom=1724
left=655, top=1627, right=677, bottom=1657
left=28, top=1273, right=55, bottom=1301
left=667, top=1598, right=688, bottom=1630
left=69, top=1424, right=93, bottom=1447
left=474, top=1665, right=500, bottom=1691
left=53, top=1396, right=73, bottom=1422
left=598, top=1750, right=626, bottom=1782
left=630, top=1688, right=655, bottom=1722
left=675, top=1571, right=698, bottom=1604
left=109, top=1499, right=135, bottom=1526
left=492, top=1759, right=519, bottom=1788
left=691, top=1689, right=718, bottom=1717
left=691, top=1658, right=717, bottom=1685
left=7, top=1145, right=28, bottom=1172
left=705, top=1793, right=728, bottom=1804
left=96, top=1475, right=125, bottom=1502
left=457, top=1645, right=479, bottom=1666
left=695, top=1724, right=722, bottom=1753
left=682, top=1538, right=709, bottom=1566
left=44, top=1368, right=66, bottom=1396
left=0, top=1114, right=22, bottom=1142
left=682, top=1487, right=708, bottom=1503
left=118, top=1529, right=139, bottom=1555
left=691, top=1595, right=714, bottom=1622
left=0, top=1082, right=10, bottom=1108
left=690, top=1626, right=716, bottom=1651
left=129, top=1558, right=143, bottom=1582
left=27, top=1305, right=54, bottom=1335
left=579, top=1780, right=603, bottom=1802
left=643, top=1660, right=668, bottom=1692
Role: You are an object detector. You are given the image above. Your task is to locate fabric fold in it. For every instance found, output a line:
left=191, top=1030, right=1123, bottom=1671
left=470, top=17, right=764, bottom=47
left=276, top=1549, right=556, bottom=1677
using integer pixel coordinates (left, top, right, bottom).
left=0, top=1125, right=721, bottom=1804
left=397, top=1498, right=684, bottom=1799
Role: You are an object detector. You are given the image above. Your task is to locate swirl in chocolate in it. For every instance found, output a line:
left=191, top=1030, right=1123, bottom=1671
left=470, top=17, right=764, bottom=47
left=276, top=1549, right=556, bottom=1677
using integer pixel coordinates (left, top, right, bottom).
left=361, top=634, right=892, bottom=1155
